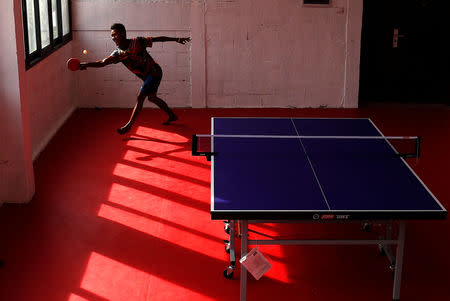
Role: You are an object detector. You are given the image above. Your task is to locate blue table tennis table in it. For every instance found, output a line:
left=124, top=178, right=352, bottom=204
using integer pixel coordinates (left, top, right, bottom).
left=192, top=117, right=447, bottom=301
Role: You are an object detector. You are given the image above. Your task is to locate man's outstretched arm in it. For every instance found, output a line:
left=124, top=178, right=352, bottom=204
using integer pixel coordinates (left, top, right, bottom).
left=79, top=56, right=119, bottom=70
left=149, top=37, right=191, bottom=44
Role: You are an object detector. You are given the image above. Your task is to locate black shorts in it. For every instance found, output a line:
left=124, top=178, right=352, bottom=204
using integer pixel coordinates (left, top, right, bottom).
left=140, top=74, right=162, bottom=95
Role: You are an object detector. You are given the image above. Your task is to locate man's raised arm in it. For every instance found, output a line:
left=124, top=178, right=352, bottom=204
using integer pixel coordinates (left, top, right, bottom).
left=147, top=37, right=191, bottom=45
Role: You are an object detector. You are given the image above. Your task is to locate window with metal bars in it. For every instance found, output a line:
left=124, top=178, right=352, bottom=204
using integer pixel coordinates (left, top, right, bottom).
left=22, top=0, right=72, bottom=69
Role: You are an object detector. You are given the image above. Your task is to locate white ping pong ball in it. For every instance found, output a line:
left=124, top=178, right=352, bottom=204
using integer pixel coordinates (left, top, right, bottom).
left=83, top=49, right=87, bottom=55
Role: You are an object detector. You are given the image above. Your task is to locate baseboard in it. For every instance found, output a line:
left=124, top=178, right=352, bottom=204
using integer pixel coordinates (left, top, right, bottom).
left=32, top=106, right=76, bottom=161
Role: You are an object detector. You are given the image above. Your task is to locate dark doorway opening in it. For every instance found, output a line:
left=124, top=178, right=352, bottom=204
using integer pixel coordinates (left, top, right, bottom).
left=359, top=0, right=450, bottom=105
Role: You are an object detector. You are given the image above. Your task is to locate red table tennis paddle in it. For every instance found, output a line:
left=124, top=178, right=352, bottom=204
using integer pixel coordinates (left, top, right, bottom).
left=67, top=58, right=80, bottom=71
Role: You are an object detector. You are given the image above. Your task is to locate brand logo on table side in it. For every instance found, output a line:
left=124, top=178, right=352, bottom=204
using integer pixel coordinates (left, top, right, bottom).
left=313, top=214, right=351, bottom=220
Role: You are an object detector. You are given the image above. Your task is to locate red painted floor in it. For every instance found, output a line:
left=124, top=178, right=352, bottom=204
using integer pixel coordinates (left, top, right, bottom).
left=0, top=105, right=449, bottom=301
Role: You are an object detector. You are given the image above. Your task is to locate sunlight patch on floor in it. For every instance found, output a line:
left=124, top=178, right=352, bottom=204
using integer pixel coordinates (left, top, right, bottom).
left=98, top=204, right=225, bottom=260
left=112, top=163, right=209, bottom=203
left=123, top=149, right=210, bottom=185
left=80, top=252, right=149, bottom=301
left=67, top=293, right=89, bottom=301
left=107, top=183, right=220, bottom=240
left=79, top=252, right=215, bottom=301
left=134, top=126, right=189, bottom=143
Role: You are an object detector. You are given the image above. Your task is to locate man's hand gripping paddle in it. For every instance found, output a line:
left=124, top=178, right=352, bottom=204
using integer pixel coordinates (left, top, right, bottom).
left=67, top=58, right=81, bottom=71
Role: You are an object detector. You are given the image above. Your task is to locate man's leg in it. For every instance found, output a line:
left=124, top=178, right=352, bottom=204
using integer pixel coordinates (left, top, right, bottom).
left=117, top=91, right=147, bottom=135
left=148, top=94, right=178, bottom=125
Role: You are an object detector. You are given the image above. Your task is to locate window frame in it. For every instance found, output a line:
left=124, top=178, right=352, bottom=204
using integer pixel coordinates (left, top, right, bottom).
left=22, top=0, right=72, bottom=70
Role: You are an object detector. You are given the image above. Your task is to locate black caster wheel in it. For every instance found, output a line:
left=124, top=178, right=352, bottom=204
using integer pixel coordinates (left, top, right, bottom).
left=223, top=267, right=234, bottom=279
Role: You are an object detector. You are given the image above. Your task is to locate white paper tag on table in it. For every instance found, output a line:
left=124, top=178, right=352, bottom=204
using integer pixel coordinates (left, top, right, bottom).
left=239, top=247, right=272, bottom=280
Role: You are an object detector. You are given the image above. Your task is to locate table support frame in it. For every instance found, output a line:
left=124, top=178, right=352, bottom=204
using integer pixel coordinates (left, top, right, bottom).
left=222, top=219, right=406, bottom=301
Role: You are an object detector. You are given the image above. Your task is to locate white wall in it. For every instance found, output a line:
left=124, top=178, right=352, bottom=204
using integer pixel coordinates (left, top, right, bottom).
left=71, top=0, right=363, bottom=109
left=206, top=0, right=362, bottom=108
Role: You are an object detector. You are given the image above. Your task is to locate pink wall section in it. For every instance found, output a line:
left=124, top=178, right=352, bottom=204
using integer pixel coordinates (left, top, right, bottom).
left=1, top=0, right=74, bottom=204
left=0, top=0, right=34, bottom=204
left=24, top=46, right=75, bottom=160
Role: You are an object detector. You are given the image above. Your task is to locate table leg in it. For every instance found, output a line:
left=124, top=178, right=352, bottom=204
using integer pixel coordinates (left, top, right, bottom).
left=240, top=220, right=249, bottom=301
left=230, top=220, right=236, bottom=266
left=384, top=221, right=396, bottom=265
left=393, top=221, right=406, bottom=301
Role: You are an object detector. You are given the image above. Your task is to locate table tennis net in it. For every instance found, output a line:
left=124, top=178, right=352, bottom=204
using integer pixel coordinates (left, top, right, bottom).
left=192, top=134, right=421, bottom=161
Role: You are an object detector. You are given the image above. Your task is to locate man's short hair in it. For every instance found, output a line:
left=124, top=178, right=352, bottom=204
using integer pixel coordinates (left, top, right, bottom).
left=111, top=23, right=126, bottom=33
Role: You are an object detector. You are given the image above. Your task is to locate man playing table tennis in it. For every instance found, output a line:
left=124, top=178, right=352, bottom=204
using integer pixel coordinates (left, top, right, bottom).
left=79, top=23, right=190, bottom=134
